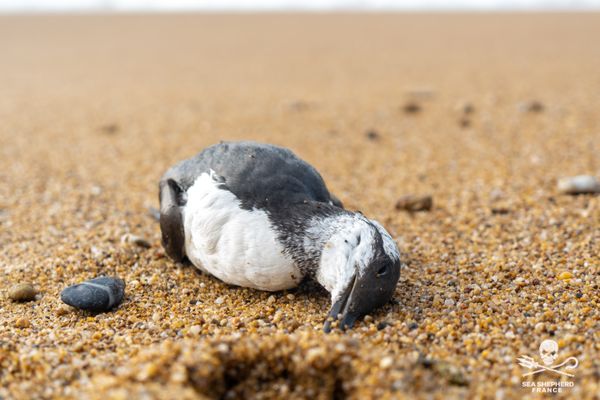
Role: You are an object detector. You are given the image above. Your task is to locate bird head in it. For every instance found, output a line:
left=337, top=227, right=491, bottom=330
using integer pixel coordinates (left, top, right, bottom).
left=316, top=215, right=401, bottom=332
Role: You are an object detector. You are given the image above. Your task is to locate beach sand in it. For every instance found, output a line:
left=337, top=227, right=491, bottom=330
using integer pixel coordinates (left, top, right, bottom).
left=0, top=13, right=598, bottom=399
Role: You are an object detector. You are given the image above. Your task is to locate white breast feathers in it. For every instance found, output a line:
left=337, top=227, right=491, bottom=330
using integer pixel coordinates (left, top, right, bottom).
left=183, top=172, right=302, bottom=291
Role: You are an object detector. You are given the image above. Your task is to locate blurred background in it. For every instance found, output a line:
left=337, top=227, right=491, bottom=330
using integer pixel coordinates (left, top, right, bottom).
left=1, top=0, right=600, bottom=11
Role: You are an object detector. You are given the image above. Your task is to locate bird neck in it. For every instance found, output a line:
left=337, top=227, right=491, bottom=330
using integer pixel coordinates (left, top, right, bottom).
left=268, top=202, right=348, bottom=277
left=269, top=201, right=375, bottom=294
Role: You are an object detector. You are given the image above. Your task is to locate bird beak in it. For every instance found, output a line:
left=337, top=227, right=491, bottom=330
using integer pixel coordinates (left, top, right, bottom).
left=323, top=274, right=360, bottom=333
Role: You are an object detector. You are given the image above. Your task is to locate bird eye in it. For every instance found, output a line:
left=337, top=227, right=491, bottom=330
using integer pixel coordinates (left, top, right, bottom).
left=376, top=265, right=388, bottom=277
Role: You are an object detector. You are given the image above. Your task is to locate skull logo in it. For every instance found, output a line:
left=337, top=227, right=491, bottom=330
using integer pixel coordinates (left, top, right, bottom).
left=539, top=339, right=558, bottom=366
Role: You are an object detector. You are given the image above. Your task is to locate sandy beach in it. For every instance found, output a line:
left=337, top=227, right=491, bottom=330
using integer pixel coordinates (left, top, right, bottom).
left=0, top=13, right=598, bottom=399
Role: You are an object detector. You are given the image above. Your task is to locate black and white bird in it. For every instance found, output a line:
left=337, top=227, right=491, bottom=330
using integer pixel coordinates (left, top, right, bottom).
left=159, top=141, right=401, bottom=331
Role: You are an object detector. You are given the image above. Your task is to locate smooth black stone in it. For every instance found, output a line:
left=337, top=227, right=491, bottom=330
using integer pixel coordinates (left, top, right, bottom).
left=60, top=276, right=125, bottom=312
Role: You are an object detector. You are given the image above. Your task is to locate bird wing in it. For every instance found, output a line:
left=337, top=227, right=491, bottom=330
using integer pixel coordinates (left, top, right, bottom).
left=161, top=141, right=342, bottom=211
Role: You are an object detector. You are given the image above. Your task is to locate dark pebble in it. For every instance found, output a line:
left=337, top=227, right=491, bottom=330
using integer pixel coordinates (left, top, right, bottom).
left=287, top=100, right=311, bottom=112
left=365, top=129, right=380, bottom=141
left=395, top=194, right=433, bottom=212
left=121, top=233, right=151, bottom=249
left=461, top=103, right=475, bottom=114
left=61, top=276, right=125, bottom=312
left=99, top=123, right=119, bottom=134
left=519, top=100, right=544, bottom=113
left=407, top=321, right=418, bottom=330
left=491, top=206, right=510, bottom=215
left=419, top=357, right=434, bottom=368
left=527, top=101, right=544, bottom=112
left=377, top=321, right=391, bottom=330
left=402, top=102, right=421, bottom=113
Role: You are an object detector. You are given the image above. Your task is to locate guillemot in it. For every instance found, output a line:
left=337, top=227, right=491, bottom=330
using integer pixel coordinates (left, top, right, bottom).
left=159, top=141, right=401, bottom=331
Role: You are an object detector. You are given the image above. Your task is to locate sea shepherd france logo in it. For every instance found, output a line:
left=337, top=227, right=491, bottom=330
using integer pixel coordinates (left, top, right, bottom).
left=517, top=339, right=579, bottom=393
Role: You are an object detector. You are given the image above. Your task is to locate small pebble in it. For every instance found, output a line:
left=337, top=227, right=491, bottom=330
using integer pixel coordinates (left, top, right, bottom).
left=15, top=318, right=30, bottom=328
left=402, top=101, right=421, bottom=113
left=489, top=188, right=505, bottom=201
left=121, top=233, right=151, bottom=249
left=557, top=175, right=600, bottom=195
left=90, top=185, right=102, bottom=196
left=189, top=325, right=201, bottom=335
left=99, top=123, right=119, bottom=134
left=267, top=295, right=276, bottom=305
left=534, top=322, right=545, bottom=333
left=444, top=298, right=455, bottom=307
left=215, top=296, right=224, bottom=305
left=491, top=206, right=510, bottom=215
left=395, top=194, right=433, bottom=212
left=392, top=380, right=404, bottom=390
left=557, top=271, right=574, bottom=280
left=90, top=246, right=104, bottom=260
left=286, top=293, right=295, bottom=301
left=8, top=283, right=37, bottom=302
left=519, top=100, right=544, bottom=113
left=377, top=321, right=391, bottom=331
left=287, top=100, right=311, bottom=112
left=61, top=276, right=125, bottom=312
left=380, top=356, right=394, bottom=369
left=55, top=304, right=71, bottom=316
left=459, top=102, right=475, bottom=114
left=216, top=343, right=229, bottom=353
left=365, top=129, right=379, bottom=141
left=306, top=347, right=326, bottom=363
